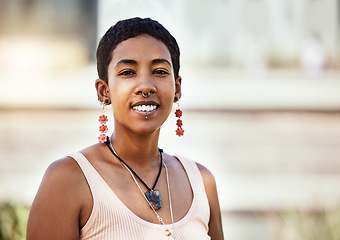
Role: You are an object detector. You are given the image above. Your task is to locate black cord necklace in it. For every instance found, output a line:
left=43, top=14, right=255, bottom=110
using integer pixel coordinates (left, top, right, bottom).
left=105, top=137, right=163, bottom=210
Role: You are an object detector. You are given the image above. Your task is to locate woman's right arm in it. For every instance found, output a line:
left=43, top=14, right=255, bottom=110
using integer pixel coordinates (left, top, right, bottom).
left=26, top=157, right=85, bottom=240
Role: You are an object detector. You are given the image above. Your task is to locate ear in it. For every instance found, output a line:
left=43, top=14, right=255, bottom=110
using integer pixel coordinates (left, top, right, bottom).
left=95, top=79, right=110, bottom=104
left=174, top=76, right=182, bottom=101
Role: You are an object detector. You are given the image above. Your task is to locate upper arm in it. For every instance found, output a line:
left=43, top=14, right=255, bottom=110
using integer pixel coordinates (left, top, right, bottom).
left=196, top=163, right=224, bottom=240
left=26, top=157, right=85, bottom=240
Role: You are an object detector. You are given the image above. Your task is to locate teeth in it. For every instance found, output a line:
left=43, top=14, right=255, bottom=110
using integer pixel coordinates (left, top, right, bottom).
left=133, top=105, right=157, bottom=112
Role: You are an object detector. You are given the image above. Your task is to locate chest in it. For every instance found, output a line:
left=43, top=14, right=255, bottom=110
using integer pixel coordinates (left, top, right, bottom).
left=84, top=157, right=193, bottom=225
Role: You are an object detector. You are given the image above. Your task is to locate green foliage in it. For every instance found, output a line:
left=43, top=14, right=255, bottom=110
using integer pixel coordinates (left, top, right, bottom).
left=272, top=206, right=340, bottom=240
left=0, top=202, right=30, bottom=240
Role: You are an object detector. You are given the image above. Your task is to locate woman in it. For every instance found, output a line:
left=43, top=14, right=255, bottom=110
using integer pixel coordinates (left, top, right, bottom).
left=27, top=17, right=224, bottom=240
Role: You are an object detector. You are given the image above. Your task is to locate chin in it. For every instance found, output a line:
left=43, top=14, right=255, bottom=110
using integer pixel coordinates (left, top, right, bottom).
left=122, top=122, right=159, bottom=136
left=137, top=127, right=161, bottom=136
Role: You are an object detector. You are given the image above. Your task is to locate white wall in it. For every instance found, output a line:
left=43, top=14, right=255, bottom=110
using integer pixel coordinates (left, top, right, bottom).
left=98, top=0, right=339, bottom=66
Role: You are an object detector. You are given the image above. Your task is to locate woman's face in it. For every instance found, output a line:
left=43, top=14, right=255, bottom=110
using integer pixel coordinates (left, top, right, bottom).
left=107, top=35, right=181, bottom=136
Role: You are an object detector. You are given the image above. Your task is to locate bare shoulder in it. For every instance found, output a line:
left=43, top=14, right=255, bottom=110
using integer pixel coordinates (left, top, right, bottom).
left=195, top=162, right=224, bottom=240
left=195, top=162, right=217, bottom=188
left=42, top=156, right=86, bottom=191
left=47, top=156, right=82, bottom=177
left=26, top=156, right=88, bottom=240
left=194, top=162, right=219, bottom=206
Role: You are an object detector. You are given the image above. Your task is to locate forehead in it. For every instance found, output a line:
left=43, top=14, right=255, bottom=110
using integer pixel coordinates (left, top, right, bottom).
left=110, top=35, right=172, bottom=66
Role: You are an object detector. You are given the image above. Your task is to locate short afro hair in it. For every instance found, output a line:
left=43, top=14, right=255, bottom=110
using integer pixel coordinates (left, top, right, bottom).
left=96, top=17, right=180, bottom=83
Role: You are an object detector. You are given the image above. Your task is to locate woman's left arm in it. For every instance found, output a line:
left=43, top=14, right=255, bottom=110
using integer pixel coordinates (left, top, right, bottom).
left=197, top=163, right=224, bottom=240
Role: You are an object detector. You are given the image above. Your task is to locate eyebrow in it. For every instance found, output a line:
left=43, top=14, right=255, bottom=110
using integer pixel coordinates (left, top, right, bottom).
left=114, top=58, right=172, bottom=68
left=151, top=58, right=172, bottom=67
left=115, top=59, right=137, bottom=68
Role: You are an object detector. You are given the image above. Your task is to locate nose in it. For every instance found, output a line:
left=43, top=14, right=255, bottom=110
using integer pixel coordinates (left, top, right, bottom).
left=135, top=73, right=157, bottom=97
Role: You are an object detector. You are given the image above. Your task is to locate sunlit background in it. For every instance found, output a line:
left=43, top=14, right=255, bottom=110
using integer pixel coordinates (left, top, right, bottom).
left=1, top=0, right=340, bottom=239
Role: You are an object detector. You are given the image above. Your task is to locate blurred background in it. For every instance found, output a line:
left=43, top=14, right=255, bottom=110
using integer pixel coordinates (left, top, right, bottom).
left=1, top=0, right=340, bottom=239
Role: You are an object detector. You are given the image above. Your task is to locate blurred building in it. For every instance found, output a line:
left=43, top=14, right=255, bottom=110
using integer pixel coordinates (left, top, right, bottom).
left=98, top=0, right=340, bottom=68
left=0, top=0, right=339, bottom=70
left=0, top=0, right=97, bottom=70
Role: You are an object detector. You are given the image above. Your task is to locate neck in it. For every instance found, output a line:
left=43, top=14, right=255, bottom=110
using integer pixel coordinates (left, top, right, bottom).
left=109, top=127, right=161, bottom=168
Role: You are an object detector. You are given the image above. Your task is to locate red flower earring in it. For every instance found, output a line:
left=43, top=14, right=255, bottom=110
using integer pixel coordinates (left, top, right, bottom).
left=98, top=99, right=109, bottom=143
left=174, top=96, right=184, bottom=137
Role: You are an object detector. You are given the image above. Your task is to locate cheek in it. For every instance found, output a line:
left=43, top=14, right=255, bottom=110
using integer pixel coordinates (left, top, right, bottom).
left=161, top=84, right=176, bottom=111
left=109, top=83, right=130, bottom=111
left=162, top=78, right=176, bottom=94
left=160, top=80, right=175, bottom=95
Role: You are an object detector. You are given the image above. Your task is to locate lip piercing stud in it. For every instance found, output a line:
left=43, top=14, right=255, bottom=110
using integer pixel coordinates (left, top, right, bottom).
left=142, top=92, right=151, bottom=98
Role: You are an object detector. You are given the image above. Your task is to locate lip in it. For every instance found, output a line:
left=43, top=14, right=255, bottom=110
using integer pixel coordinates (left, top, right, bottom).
left=131, top=100, right=159, bottom=116
left=131, top=100, right=159, bottom=107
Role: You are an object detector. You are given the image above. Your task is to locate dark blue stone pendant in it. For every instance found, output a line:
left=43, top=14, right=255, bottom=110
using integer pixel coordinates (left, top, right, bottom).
left=145, top=189, right=162, bottom=210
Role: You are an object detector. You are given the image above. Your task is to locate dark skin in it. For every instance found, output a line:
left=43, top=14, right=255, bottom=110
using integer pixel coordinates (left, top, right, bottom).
left=26, top=35, right=224, bottom=240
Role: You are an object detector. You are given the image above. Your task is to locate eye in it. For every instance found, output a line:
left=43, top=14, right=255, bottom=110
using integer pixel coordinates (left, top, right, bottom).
left=153, top=69, right=169, bottom=75
left=119, top=70, right=135, bottom=76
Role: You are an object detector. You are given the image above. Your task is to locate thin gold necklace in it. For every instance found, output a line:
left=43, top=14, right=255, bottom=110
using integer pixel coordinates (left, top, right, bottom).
left=106, top=138, right=176, bottom=239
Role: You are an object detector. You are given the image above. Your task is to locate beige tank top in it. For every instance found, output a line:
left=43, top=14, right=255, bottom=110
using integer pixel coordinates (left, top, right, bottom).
left=69, top=152, right=210, bottom=240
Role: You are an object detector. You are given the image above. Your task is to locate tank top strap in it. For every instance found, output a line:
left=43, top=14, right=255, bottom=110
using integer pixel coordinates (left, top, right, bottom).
left=175, top=155, right=205, bottom=191
left=68, top=152, right=103, bottom=193
left=68, top=152, right=112, bottom=235
left=174, top=155, right=210, bottom=223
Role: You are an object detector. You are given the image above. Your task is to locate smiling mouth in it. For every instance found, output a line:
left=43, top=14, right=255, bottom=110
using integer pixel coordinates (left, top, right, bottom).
left=132, top=104, right=158, bottom=112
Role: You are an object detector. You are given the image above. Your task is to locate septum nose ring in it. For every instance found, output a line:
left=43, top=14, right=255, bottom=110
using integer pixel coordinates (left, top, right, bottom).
left=142, top=92, right=151, bottom=98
